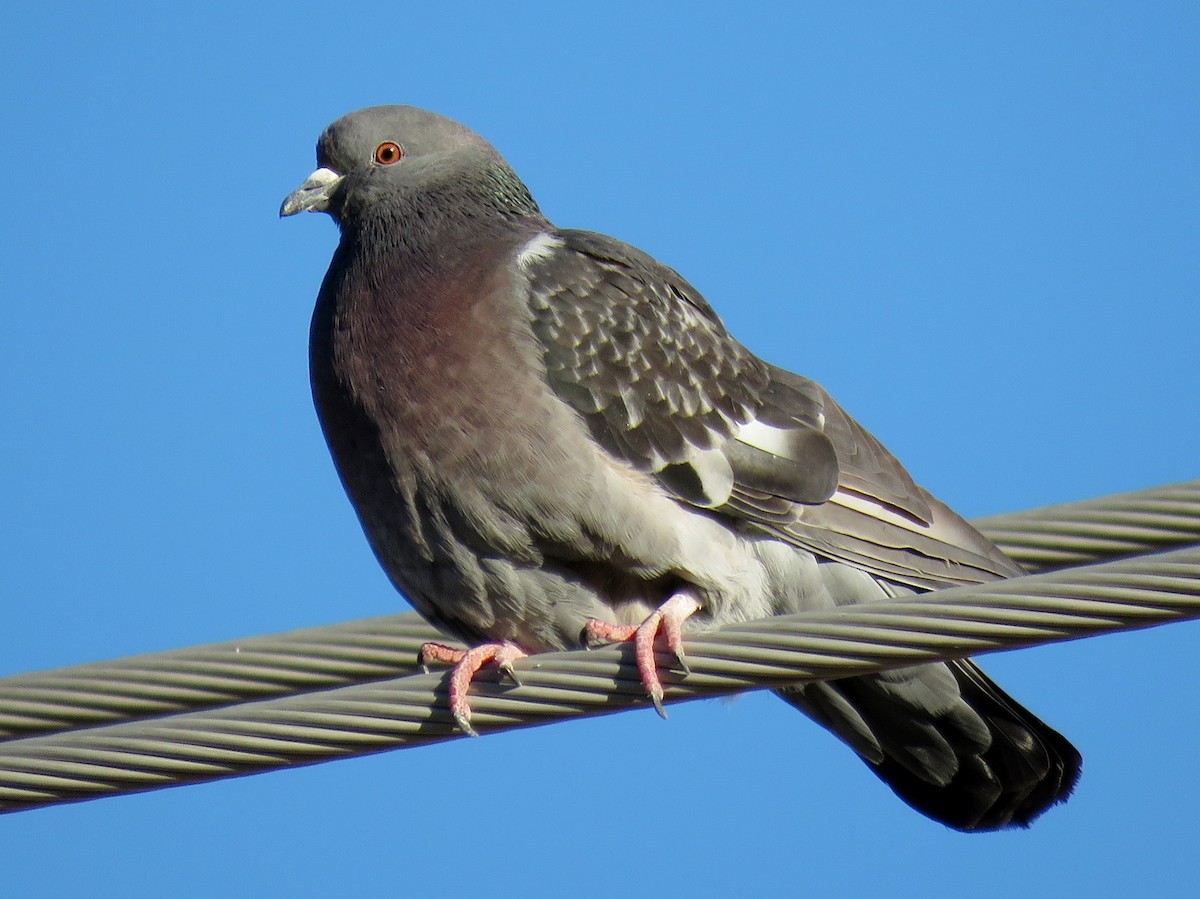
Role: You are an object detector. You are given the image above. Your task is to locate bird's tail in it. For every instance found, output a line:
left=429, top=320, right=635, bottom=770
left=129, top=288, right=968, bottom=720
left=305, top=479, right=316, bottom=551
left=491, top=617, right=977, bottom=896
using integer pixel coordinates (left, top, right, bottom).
left=775, top=659, right=1082, bottom=831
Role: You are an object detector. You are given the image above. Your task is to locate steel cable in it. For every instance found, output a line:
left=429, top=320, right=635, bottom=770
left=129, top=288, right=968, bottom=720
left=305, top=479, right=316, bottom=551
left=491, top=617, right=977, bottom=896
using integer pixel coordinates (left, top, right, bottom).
left=1, top=480, right=1197, bottom=813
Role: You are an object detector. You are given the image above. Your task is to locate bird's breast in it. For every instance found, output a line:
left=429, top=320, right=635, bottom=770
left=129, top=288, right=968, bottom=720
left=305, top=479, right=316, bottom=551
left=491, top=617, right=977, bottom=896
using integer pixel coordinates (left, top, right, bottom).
left=313, top=245, right=566, bottom=485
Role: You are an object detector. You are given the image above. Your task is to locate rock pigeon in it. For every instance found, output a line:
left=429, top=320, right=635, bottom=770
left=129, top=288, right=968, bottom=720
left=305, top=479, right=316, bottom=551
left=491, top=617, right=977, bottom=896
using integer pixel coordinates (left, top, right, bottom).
left=281, top=105, right=1081, bottom=831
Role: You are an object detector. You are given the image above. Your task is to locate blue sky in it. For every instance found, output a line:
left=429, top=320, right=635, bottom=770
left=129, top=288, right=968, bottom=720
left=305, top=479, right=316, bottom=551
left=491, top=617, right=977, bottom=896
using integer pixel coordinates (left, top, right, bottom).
left=3, top=3, right=1198, bottom=896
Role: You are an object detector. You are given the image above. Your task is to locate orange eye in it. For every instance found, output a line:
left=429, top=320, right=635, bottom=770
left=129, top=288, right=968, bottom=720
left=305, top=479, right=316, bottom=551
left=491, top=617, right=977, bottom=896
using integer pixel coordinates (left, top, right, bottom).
left=374, top=141, right=403, bottom=165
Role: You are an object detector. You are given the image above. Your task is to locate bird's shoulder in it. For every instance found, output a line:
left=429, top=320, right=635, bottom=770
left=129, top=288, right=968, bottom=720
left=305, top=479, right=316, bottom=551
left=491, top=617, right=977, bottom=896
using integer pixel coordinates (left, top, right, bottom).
left=518, top=228, right=840, bottom=507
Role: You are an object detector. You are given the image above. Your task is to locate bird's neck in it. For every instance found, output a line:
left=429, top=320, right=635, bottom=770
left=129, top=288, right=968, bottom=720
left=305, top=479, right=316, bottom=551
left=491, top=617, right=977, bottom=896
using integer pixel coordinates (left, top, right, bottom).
left=330, top=211, right=544, bottom=328
left=335, top=157, right=546, bottom=271
left=314, top=204, right=547, bottom=387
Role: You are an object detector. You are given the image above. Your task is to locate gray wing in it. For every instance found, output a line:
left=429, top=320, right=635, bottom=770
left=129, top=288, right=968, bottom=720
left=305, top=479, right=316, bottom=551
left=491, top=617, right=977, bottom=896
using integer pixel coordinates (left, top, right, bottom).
left=523, top=229, right=1020, bottom=590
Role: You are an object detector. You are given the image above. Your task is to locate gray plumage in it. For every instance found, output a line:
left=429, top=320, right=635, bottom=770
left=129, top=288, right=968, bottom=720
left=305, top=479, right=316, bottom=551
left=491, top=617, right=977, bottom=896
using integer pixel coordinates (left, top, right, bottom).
left=281, top=105, right=1080, bottom=831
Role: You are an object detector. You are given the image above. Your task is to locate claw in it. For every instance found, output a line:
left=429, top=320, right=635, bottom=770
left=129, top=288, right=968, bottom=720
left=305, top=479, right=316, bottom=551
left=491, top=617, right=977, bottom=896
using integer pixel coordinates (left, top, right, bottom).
left=418, top=640, right=528, bottom=736
left=674, top=650, right=691, bottom=676
left=495, top=646, right=525, bottom=687
left=660, top=599, right=693, bottom=675
left=586, top=592, right=701, bottom=718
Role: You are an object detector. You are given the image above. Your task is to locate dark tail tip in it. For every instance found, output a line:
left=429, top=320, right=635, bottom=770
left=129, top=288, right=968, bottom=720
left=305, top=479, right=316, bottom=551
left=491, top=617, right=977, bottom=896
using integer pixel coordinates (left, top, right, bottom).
left=867, top=661, right=1082, bottom=832
left=778, top=659, right=1082, bottom=831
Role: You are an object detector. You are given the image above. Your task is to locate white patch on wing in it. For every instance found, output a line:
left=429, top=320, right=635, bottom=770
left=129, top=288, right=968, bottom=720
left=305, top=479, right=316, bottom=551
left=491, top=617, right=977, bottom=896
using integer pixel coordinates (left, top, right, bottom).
left=687, top=446, right=736, bottom=506
left=516, top=232, right=566, bottom=270
left=829, top=488, right=930, bottom=535
left=736, top=419, right=794, bottom=457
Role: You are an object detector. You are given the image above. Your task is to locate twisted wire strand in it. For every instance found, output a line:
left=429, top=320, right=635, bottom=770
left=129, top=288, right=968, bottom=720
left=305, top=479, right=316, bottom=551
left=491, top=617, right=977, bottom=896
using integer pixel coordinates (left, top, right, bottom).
left=0, top=615, right=446, bottom=742
left=1, top=532, right=1199, bottom=813
left=975, top=479, right=1200, bottom=571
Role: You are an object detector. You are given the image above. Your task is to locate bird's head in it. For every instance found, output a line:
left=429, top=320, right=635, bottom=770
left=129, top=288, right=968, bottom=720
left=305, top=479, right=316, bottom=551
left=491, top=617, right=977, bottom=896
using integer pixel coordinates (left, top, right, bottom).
left=280, top=105, right=541, bottom=230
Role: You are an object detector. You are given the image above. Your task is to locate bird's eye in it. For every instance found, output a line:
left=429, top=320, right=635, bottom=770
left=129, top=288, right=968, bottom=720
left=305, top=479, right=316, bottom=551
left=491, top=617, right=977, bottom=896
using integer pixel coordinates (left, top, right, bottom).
left=374, top=141, right=403, bottom=165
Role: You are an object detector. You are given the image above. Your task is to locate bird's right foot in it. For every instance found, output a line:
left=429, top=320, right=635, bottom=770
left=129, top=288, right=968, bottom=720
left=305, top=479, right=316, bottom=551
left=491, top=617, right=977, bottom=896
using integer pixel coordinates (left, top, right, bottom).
left=583, top=592, right=702, bottom=718
left=418, top=641, right=528, bottom=737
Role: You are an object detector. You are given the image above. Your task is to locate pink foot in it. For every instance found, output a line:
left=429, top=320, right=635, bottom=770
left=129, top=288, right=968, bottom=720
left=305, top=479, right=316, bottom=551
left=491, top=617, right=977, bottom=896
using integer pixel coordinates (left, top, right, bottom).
left=418, top=641, right=528, bottom=736
left=585, top=592, right=702, bottom=719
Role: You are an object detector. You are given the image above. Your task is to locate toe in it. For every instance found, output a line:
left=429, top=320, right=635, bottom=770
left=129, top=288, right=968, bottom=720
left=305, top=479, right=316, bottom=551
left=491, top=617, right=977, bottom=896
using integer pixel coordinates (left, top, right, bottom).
left=583, top=619, right=638, bottom=647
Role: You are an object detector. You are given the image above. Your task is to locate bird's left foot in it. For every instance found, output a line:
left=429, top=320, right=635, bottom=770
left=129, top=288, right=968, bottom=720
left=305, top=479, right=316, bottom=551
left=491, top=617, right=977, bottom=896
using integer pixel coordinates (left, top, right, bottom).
left=584, top=592, right=702, bottom=718
left=418, top=641, right=528, bottom=737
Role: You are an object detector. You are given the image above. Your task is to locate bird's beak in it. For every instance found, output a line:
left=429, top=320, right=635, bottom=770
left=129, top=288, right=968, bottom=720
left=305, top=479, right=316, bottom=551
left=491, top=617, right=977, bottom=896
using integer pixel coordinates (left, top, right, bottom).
left=279, top=167, right=344, bottom=217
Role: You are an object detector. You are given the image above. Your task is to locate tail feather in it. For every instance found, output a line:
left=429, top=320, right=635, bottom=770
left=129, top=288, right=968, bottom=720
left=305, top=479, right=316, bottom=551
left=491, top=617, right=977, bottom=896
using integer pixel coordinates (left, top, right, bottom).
left=777, top=659, right=1081, bottom=831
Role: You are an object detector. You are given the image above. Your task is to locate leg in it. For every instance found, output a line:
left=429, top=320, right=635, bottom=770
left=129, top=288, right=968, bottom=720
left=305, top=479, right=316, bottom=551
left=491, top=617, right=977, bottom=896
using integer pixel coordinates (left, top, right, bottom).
left=418, top=641, right=528, bottom=737
left=584, top=592, right=702, bottom=719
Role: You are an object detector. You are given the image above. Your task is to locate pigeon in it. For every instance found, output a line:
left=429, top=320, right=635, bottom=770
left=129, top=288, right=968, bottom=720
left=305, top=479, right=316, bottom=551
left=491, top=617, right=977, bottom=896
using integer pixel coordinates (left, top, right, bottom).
left=281, top=105, right=1081, bottom=831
